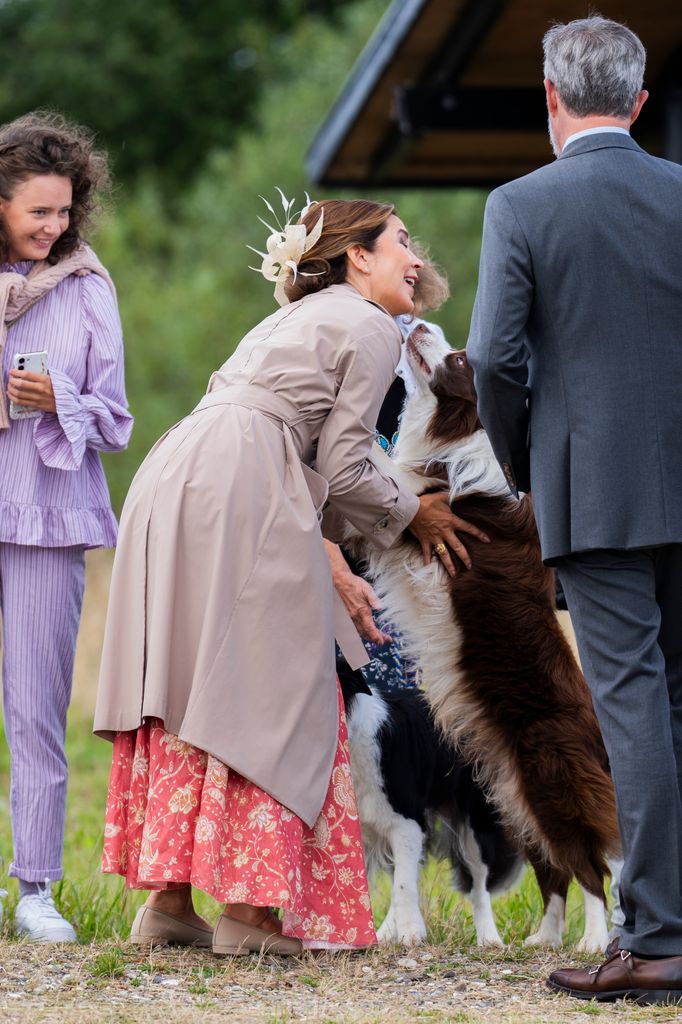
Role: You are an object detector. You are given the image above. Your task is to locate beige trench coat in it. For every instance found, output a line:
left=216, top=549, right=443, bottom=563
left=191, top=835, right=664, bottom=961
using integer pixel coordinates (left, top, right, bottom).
left=94, top=284, right=419, bottom=826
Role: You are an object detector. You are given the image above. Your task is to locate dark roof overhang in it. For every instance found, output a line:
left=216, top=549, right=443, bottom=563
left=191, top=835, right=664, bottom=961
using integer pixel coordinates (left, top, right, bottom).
left=307, top=0, right=682, bottom=188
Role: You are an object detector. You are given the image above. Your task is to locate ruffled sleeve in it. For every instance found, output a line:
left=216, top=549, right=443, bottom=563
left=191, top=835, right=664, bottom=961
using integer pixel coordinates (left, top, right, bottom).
left=33, top=273, right=133, bottom=471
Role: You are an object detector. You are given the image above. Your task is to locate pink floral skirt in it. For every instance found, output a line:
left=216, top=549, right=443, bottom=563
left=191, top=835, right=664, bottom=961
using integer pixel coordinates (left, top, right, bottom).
left=102, top=684, right=376, bottom=949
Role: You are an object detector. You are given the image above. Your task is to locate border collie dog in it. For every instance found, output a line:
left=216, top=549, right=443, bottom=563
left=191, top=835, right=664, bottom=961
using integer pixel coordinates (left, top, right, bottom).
left=337, top=658, right=523, bottom=946
left=346, top=324, right=621, bottom=952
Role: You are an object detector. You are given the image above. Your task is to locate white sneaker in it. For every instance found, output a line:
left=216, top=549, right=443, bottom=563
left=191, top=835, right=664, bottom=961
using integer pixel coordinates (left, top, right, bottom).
left=15, top=882, right=76, bottom=942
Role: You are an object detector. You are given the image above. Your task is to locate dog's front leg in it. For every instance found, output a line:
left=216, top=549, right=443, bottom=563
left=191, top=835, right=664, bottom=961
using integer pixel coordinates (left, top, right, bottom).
left=378, top=818, right=427, bottom=946
left=455, top=823, right=505, bottom=946
left=470, top=885, right=504, bottom=947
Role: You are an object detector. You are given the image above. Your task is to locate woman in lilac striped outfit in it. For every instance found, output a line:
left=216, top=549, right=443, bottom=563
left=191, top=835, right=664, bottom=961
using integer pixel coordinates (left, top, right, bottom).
left=0, top=112, right=132, bottom=941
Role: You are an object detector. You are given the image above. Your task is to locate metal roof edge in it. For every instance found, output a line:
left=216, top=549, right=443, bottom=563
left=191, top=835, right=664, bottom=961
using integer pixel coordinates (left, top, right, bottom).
left=306, top=0, right=428, bottom=184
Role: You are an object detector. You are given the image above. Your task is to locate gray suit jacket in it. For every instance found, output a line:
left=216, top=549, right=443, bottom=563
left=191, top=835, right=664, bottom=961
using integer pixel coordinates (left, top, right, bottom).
left=467, top=132, right=682, bottom=561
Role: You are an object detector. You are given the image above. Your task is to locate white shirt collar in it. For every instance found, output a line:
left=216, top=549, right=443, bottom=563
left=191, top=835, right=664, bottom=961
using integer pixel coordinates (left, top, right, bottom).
left=562, top=126, right=630, bottom=151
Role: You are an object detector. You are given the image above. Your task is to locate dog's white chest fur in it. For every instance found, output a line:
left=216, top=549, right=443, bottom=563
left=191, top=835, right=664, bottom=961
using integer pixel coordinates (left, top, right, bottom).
left=361, top=430, right=504, bottom=695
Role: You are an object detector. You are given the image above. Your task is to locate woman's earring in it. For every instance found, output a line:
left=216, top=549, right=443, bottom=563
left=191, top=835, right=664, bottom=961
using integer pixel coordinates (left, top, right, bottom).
left=363, top=264, right=371, bottom=274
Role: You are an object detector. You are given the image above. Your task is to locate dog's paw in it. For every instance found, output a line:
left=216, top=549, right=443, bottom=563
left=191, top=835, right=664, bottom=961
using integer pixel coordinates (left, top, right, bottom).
left=476, top=932, right=505, bottom=948
left=524, top=929, right=562, bottom=948
left=377, top=913, right=398, bottom=944
left=393, top=929, right=427, bottom=947
left=576, top=936, right=607, bottom=954
left=378, top=912, right=427, bottom=946
left=524, top=897, right=566, bottom=947
left=576, top=927, right=610, bottom=954
left=394, top=917, right=427, bottom=946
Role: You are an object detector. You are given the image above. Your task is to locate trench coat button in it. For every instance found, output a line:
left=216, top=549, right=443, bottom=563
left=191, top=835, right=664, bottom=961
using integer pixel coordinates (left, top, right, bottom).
left=375, top=518, right=389, bottom=532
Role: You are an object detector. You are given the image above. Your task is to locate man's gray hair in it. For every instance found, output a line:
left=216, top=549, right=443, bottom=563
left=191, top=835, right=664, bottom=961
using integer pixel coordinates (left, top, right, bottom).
left=543, top=16, right=646, bottom=119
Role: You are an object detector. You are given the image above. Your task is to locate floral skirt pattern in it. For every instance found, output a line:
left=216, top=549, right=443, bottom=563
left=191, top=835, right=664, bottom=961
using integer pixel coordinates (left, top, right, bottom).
left=102, top=683, right=376, bottom=949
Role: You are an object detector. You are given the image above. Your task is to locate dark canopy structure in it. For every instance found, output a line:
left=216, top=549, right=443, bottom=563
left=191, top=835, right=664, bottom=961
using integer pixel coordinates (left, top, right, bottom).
left=307, top=0, right=682, bottom=188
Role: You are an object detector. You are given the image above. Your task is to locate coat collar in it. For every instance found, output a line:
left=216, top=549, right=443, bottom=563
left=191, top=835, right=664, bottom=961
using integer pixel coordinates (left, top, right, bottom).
left=328, top=281, right=392, bottom=318
left=558, top=131, right=644, bottom=160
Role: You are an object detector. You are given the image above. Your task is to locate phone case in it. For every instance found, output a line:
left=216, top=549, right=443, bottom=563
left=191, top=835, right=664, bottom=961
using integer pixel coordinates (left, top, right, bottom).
left=9, top=350, right=49, bottom=421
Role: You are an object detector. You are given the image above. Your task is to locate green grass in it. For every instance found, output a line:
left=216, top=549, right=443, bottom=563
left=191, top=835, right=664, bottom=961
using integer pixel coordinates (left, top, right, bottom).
left=88, top=949, right=127, bottom=978
left=0, top=704, right=141, bottom=941
left=0, top=701, right=602, bottom=948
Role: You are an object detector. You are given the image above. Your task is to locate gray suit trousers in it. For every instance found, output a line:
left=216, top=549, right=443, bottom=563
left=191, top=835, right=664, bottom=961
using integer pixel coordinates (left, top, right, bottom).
left=556, top=546, right=682, bottom=955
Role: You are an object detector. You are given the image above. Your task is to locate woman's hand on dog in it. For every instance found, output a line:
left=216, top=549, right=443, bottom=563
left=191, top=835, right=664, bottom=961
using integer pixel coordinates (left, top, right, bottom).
left=325, top=540, right=392, bottom=645
left=409, top=492, right=490, bottom=577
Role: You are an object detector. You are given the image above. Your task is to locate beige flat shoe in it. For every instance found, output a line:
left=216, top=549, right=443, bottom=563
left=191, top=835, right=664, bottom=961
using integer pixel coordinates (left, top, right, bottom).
left=212, top=914, right=303, bottom=956
left=128, top=905, right=213, bottom=948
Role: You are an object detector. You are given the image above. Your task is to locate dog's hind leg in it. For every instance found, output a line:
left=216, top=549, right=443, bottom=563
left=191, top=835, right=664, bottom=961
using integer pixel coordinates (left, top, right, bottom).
left=524, top=853, right=571, bottom=947
left=470, top=878, right=503, bottom=947
left=376, top=866, right=398, bottom=943
left=378, top=818, right=427, bottom=946
left=577, top=886, right=609, bottom=952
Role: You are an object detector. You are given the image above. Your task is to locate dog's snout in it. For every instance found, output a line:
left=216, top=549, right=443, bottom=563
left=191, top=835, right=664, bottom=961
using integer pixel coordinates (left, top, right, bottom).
left=407, top=323, right=429, bottom=345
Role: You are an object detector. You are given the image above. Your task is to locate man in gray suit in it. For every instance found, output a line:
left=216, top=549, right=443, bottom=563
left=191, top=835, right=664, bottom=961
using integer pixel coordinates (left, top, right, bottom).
left=468, top=16, right=682, bottom=1004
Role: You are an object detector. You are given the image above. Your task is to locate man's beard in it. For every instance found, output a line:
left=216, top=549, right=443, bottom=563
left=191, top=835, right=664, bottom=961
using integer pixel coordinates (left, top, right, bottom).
left=547, top=113, right=561, bottom=157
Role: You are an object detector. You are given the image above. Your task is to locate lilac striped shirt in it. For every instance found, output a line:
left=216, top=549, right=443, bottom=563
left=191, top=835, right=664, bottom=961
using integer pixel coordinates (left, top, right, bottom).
left=0, top=259, right=133, bottom=548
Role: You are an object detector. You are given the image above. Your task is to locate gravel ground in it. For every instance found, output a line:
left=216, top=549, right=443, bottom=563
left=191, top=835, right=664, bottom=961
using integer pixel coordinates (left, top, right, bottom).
left=1, top=941, right=682, bottom=1024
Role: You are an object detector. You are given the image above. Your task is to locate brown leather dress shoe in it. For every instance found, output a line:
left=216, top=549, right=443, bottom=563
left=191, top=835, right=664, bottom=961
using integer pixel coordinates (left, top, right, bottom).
left=128, top=905, right=213, bottom=948
left=212, top=914, right=303, bottom=956
left=548, top=942, right=682, bottom=1005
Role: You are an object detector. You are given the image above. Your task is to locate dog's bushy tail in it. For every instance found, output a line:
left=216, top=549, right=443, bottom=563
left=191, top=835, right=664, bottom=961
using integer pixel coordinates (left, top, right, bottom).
left=429, top=626, right=620, bottom=900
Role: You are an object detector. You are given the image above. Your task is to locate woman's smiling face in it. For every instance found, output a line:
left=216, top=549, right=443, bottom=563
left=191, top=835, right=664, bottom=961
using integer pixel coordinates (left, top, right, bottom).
left=0, top=174, right=72, bottom=263
left=363, top=215, right=424, bottom=316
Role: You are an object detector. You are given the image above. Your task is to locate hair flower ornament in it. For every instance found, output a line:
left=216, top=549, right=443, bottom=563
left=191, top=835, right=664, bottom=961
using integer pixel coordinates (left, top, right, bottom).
left=248, top=188, right=324, bottom=306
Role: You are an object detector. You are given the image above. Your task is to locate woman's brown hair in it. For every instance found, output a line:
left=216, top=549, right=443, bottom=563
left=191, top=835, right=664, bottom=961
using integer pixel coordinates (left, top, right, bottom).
left=0, top=110, right=111, bottom=264
left=284, top=198, right=394, bottom=303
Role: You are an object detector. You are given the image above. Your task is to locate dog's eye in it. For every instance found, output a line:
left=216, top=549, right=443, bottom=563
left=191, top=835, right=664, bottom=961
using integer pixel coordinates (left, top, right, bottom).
left=455, top=355, right=466, bottom=366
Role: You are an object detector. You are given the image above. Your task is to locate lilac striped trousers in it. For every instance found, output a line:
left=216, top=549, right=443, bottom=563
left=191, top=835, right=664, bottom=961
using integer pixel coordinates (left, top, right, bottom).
left=1, top=543, right=85, bottom=881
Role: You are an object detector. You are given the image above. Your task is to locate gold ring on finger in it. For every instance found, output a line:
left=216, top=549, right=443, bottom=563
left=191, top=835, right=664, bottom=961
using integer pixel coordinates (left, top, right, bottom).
left=434, top=542, right=447, bottom=557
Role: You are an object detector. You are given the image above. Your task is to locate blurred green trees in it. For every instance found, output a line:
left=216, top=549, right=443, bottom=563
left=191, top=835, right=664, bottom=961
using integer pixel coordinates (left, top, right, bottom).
left=0, top=0, right=486, bottom=507
left=0, top=0, right=351, bottom=187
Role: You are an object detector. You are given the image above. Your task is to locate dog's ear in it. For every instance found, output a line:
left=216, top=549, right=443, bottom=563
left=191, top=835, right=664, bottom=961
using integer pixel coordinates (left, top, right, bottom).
left=428, top=354, right=481, bottom=443
left=439, top=352, right=478, bottom=402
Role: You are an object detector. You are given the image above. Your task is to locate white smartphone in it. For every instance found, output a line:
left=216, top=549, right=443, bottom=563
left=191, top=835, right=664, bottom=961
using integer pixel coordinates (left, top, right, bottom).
left=9, top=350, right=49, bottom=420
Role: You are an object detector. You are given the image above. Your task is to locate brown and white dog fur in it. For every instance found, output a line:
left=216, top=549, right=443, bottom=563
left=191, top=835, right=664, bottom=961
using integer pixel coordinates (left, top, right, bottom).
left=347, top=324, right=621, bottom=951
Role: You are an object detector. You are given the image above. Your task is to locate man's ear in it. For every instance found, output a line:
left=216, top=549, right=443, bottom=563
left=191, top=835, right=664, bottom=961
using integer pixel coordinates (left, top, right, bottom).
left=630, top=89, right=649, bottom=126
left=544, top=79, right=559, bottom=116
